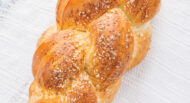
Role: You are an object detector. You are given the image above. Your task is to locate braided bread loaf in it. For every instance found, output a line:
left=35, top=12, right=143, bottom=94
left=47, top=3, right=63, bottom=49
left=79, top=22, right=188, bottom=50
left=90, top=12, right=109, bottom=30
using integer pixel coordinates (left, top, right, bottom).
left=29, top=0, right=160, bottom=103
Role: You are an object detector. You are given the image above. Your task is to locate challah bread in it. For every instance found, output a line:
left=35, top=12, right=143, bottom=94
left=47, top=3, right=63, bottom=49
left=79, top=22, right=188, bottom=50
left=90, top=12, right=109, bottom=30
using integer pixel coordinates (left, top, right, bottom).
left=29, top=0, right=160, bottom=103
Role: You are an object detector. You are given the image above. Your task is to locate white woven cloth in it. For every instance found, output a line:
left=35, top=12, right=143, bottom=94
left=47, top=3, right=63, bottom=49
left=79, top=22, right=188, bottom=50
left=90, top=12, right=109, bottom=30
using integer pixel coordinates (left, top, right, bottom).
left=0, top=0, right=190, bottom=103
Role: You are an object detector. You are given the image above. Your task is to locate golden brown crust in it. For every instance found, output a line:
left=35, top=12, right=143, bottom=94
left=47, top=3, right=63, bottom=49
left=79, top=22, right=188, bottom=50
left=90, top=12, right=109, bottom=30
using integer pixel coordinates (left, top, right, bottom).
left=34, top=30, right=90, bottom=90
left=29, top=0, right=160, bottom=102
left=56, top=0, right=161, bottom=29
left=29, top=81, right=66, bottom=103
left=56, top=0, right=118, bottom=30
left=66, top=72, right=97, bottom=103
left=119, top=0, right=161, bottom=25
left=37, top=25, right=57, bottom=48
left=86, top=8, right=134, bottom=90
left=126, top=23, right=152, bottom=71
left=29, top=72, right=121, bottom=103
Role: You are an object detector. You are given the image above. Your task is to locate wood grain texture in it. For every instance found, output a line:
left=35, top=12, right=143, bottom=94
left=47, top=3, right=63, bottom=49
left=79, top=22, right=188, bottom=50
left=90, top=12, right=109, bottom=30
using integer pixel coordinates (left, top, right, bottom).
left=0, top=0, right=190, bottom=103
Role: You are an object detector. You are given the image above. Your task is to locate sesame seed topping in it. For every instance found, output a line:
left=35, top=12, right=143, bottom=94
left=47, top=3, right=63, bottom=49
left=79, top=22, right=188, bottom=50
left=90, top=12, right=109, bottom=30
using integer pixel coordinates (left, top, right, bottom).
left=140, top=33, right=144, bottom=37
left=96, top=84, right=100, bottom=88
left=96, top=74, right=100, bottom=78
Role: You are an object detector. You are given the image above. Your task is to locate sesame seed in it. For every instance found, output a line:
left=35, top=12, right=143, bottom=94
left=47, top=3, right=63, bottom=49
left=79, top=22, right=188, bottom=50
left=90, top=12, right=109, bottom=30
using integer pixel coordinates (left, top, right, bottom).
left=96, top=84, right=100, bottom=88
left=96, top=74, right=100, bottom=78
left=140, top=33, right=144, bottom=37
